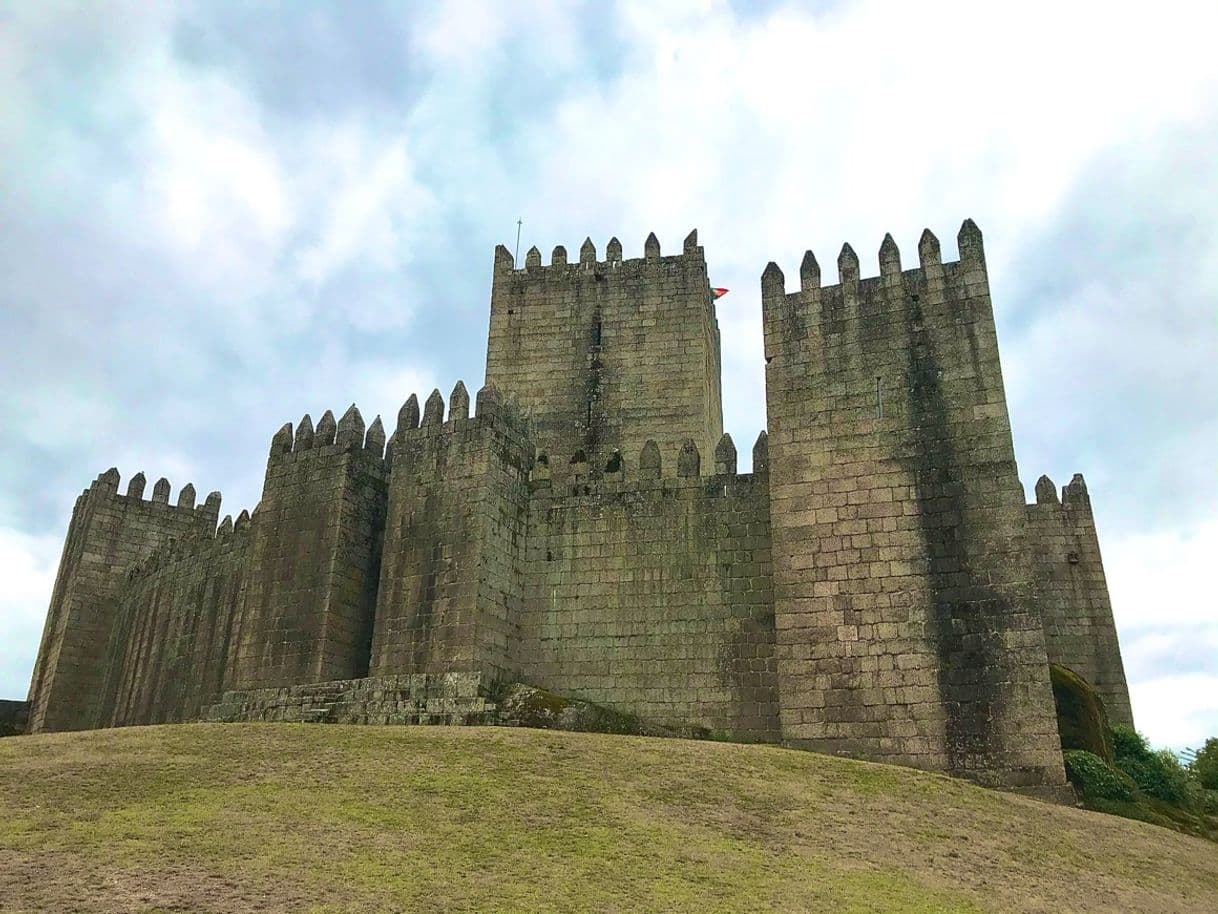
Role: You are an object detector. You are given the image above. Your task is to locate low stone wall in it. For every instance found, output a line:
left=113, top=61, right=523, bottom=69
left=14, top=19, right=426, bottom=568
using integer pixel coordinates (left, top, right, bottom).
left=204, top=673, right=496, bottom=726
left=0, top=699, right=29, bottom=736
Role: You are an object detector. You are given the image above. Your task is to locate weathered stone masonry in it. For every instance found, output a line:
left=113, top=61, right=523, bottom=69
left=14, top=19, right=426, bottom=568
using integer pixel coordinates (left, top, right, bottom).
left=23, top=223, right=1132, bottom=793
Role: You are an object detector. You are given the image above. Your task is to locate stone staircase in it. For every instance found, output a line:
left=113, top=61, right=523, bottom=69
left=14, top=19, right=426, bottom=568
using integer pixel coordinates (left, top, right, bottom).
left=204, top=672, right=497, bottom=726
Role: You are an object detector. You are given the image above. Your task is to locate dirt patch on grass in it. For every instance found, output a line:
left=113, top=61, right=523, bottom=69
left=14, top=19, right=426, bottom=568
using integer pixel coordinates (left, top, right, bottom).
left=0, top=848, right=318, bottom=914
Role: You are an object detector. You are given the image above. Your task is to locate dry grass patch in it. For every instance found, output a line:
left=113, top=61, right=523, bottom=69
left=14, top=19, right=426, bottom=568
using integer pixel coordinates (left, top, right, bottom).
left=1, top=724, right=1216, bottom=913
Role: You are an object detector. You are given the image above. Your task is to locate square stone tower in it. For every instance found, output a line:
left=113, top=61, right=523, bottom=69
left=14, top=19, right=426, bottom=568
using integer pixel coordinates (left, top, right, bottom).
left=485, top=231, right=723, bottom=472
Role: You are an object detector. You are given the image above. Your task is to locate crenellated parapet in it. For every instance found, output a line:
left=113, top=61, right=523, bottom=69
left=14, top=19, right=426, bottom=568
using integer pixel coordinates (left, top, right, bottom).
left=528, top=430, right=770, bottom=502
left=493, top=228, right=705, bottom=285
left=762, top=221, right=989, bottom=373
left=124, top=500, right=253, bottom=586
left=1025, top=473, right=1133, bottom=727
left=92, top=467, right=222, bottom=529
left=265, top=403, right=389, bottom=476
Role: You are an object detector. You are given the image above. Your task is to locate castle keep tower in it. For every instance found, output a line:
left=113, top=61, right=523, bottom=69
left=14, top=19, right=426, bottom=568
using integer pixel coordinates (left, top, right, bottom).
left=23, top=222, right=1132, bottom=798
left=485, top=231, right=723, bottom=472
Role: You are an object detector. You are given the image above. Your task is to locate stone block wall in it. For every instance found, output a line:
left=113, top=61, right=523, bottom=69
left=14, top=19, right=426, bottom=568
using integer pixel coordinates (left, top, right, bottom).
left=230, top=407, right=388, bottom=690
left=1027, top=474, right=1133, bottom=727
left=370, top=385, right=532, bottom=681
left=205, top=672, right=495, bottom=726
left=516, top=434, right=780, bottom=742
left=761, top=224, right=1065, bottom=788
left=99, top=524, right=252, bottom=727
left=486, top=231, right=723, bottom=476
left=26, top=469, right=220, bottom=732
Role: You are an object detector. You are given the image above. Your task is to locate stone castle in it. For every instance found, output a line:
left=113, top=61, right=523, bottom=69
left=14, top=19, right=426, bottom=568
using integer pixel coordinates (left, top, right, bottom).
left=22, top=222, right=1132, bottom=793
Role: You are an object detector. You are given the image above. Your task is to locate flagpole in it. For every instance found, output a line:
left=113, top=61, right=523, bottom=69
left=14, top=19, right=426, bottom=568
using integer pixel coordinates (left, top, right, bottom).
left=514, top=219, right=523, bottom=268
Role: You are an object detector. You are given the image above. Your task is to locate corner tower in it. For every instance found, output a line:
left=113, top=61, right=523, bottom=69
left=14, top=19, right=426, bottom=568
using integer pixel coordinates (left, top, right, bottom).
left=761, top=223, right=1066, bottom=791
left=485, top=230, right=723, bottom=472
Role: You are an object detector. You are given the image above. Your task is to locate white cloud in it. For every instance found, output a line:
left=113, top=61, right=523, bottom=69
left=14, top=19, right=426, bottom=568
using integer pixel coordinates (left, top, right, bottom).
left=294, top=129, right=436, bottom=300
left=0, top=528, right=62, bottom=700
left=1107, top=521, right=1218, bottom=631
left=1103, top=522, right=1218, bottom=746
left=1128, top=673, right=1218, bottom=751
left=145, top=70, right=292, bottom=264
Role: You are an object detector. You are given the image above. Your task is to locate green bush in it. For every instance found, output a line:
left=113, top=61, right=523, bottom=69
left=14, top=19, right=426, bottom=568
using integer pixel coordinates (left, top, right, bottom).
left=1190, top=737, right=1218, bottom=790
left=1108, top=725, right=1191, bottom=804
left=1117, top=750, right=1191, bottom=804
left=1110, top=724, right=1148, bottom=760
left=1063, top=750, right=1135, bottom=802
left=1194, top=788, right=1218, bottom=816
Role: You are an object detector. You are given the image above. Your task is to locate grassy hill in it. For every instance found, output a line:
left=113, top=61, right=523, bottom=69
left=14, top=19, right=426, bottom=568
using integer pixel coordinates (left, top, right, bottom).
left=1, top=724, right=1215, bottom=914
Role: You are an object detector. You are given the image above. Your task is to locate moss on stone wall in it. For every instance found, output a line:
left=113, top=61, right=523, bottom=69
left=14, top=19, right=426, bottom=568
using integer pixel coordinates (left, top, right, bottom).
left=1051, top=664, right=1113, bottom=761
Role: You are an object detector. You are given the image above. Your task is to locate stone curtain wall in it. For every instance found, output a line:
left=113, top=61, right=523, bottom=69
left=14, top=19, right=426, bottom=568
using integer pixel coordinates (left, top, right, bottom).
left=516, top=434, right=780, bottom=742
left=230, top=407, right=388, bottom=691
left=370, top=385, right=532, bottom=682
left=100, top=527, right=251, bottom=726
left=26, top=470, right=220, bottom=732
left=762, top=224, right=1066, bottom=789
left=485, top=231, right=723, bottom=477
left=1027, top=474, right=1134, bottom=727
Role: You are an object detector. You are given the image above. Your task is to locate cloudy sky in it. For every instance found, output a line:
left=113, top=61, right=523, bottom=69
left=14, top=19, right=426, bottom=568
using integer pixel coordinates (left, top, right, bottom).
left=2, top=0, right=1215, bottom=748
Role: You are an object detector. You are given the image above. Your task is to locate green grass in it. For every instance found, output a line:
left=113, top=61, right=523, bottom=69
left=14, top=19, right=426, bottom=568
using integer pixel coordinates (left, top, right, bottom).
left=2, top=724, right=1217, bottom=913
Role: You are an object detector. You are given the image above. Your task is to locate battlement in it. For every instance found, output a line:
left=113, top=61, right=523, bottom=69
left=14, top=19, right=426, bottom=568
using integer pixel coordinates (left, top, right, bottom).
left=266, top=404, right=388, bottom=470
left=529, top=431, right=770, bottom=500
left=125, top=503, right=253, bottom=585
left=492, top=228, right=705, bottom=285
left=761, top=221, right=988, bottom=359
left=391, top=382, right=526, bottom=440
left=85, top=467, right=223, bottom=526
left=1030, top=472, right=1095, bottom=513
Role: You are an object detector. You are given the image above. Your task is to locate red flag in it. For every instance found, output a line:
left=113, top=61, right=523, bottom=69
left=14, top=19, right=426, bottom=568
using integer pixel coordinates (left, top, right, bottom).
left=711, top=287, right=729, bottom=300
